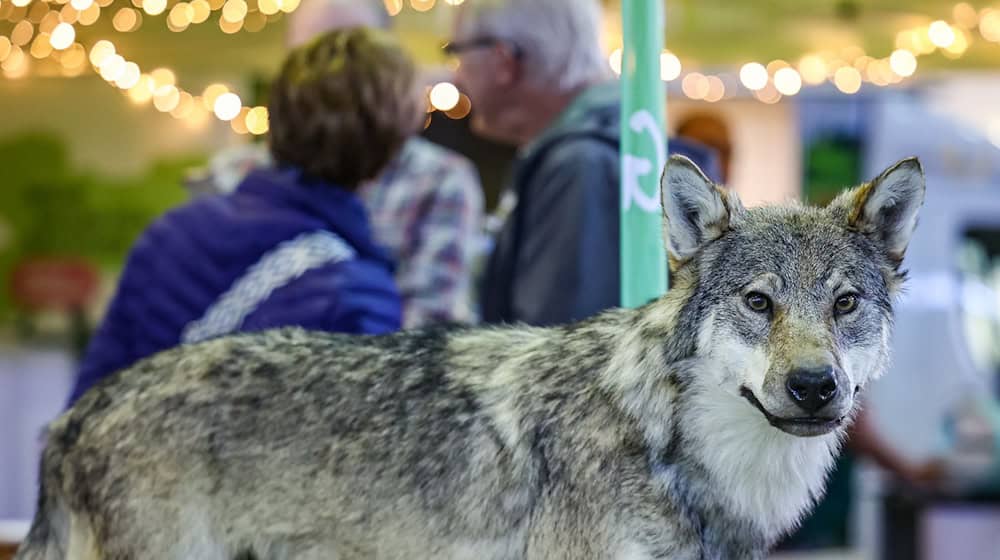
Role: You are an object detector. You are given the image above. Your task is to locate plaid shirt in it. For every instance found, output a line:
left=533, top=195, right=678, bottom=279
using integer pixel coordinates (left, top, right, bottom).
left=359, top=137, right=484, bottom=328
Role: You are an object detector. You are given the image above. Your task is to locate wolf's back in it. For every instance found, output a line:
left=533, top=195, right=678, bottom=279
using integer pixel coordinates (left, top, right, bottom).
left=14, top=324, right=546, bottom=558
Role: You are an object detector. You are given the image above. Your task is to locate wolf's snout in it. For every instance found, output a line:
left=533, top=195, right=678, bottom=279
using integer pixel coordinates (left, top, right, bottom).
left=785, top=367, right=838, bottom=414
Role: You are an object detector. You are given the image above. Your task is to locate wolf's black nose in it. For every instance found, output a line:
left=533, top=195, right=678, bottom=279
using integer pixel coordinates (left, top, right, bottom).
left=786, top=367, right=838, bottom=414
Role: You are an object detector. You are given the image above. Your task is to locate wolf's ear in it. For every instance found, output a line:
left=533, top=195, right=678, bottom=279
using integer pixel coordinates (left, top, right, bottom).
left=660, top=155, right=742, bottom=263
left=837, top=157, right=925, bottom=263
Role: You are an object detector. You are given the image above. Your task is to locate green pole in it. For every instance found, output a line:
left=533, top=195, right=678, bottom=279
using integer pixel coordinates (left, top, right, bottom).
left=620, top=0, right=667, bottom=307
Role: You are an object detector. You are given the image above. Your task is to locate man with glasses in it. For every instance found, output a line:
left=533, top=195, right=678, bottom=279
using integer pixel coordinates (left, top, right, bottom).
left=449, top=0, right=721, bottom=326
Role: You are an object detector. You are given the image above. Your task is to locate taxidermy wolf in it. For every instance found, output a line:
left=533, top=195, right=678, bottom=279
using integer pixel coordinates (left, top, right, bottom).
left=16, top=155, right=925, bottom=559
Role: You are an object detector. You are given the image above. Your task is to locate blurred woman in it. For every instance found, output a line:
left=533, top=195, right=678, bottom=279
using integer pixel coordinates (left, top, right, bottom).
left=68, top=28, right=421, bottom=404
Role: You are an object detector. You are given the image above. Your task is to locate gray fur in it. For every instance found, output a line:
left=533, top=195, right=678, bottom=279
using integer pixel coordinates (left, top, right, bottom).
left=16, top=156, right=925, bottom=560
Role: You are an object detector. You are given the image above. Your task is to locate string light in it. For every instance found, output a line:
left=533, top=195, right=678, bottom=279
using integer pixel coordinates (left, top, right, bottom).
left=703, top=75, right=725, bottom=102
left=429, top=81, right=460, bottom=111
left=221, top=0, right=246, bottom=22
left=980, top=9, right=1000, bottom=41
left=150, top=67, right=175, bottom=88
left=383, top=0, right=403, bottom=16
left=60, top=5, right=80, bottom=24
left=444, top=94, right=472, bottom=119
left=11, top=20, right=34, bottom=47
left=168, top=3, right=195, bottom=28
left=230, top=107, right=251, bottom=134
left=953, top=2, right=979, bottom=28
left=202, top=83, right=229, bottom=109
left=928, top=20, right=957, bottom=47
left=30, top=33, right=52, bottom=58
left=98, top=53, right=125, bottom=81
left=245, top=106, right=269, bottom=134
left=681, top=72, right=710, bottom=99
left=753, top=83, right=781, bottom=104
left=112, top=7, right=141, bottom=32
left=219, top=16, right=243, bottom=34
left=258, top=0, right=279, bottom=15
left=277, top=0, right=299, bottom=13
left=40, top=11, right=61, bottom=34
left=0, top=0, right=987, bottom=116
left=2, top=46, right=24, bottom=71
left=0, top=38, right=12, bottom=62
left=49, top=22, right=75, bottom=50
left=213, top=91, right=242, bottom=120
left=659, top=51, right=681, bottom=81
left=77, top=4, right=100, bottom=25
left=153, top=84, right=180, bottom=112
left=944, top=29, right=970, bottom=57
left=773, top=67, right=802, bottom=96
left=410, top=0, right=435, bottom=12
left=833, top=66, right=862, bottom=94
left=889, top=49, right=917, bottom=77
left=143, top=0, right=166, bottom=16
left=608, top=47, right=622, bottom=75
left=190, top=0, right=211, bottom=23
left=738, top=62, right=768, bottom=91
left=127, top=75, right=155, bottom=103
left=2, top=47, right=28, bottom=79
left=766, top=59, right=790, bottom=75
left=798, top=55, right=827, bottom=85
left=168, top=91, right=193, bottom=117
left=115, top=61, right=140, bottom=88
left=89, top=40, right=115, bottom=66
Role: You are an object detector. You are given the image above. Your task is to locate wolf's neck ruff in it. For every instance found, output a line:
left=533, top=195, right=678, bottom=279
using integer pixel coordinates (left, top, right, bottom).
left=598, top=294, right=843, bottom=548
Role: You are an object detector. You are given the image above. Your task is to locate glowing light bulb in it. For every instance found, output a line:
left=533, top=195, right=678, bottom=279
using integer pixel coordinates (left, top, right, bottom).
left=213, top=92, right=242, bottom=120
left=115, top=61, right=140, bottom=89
left=98, top=53, right=126, bottom=81
left=89, top=39, right=115, bottom=66
left=739, top=62, right=768, bottom=91
left=889, top=49, right=917, bottom=77
left=833, top=66, right=862, bottom=94
left=49, top=22, right=75, bottom=50
left=246, top=106, right=269, bottom=134
left=928, top=20, right=956, bottom=48
left=659, top=51, right=681, bottom=81
left=143, top=0, right=166, bottom=16
left=773, top=67, right=802, bottom=96
left=429, top=82, right=460, bottom=111
left=798, top=55, right=827, bottom=85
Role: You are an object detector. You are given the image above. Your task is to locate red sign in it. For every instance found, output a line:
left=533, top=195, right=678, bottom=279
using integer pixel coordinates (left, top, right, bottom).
left=9, top=258, right=99, bottom=311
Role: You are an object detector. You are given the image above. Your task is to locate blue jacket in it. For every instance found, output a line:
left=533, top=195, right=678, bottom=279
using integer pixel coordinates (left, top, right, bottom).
left=481, top=82, right=722, bottom=326
left=68, top=167, right=401, bottom=405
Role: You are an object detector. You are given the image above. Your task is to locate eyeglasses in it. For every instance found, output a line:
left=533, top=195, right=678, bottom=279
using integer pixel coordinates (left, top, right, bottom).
left=442, top=37, right=524, bottom=60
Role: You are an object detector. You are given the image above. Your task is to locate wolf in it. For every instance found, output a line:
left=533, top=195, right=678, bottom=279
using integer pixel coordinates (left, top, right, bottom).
left=16, top=155, right=925, bottom=560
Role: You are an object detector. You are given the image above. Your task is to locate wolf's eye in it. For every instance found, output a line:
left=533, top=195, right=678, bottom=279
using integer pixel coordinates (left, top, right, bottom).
left=745, top=292, right=772, bottom=313
left=834, top=294, right=858, bottom=315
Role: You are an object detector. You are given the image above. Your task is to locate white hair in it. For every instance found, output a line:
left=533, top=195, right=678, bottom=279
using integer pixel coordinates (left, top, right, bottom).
left=459, top=0, right=609, bottom=91
left=286, top=0, right=390, bottom=47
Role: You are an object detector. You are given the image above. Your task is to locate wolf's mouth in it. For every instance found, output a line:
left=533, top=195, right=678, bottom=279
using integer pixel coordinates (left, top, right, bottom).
left=739, top=386, right=843, bottom=436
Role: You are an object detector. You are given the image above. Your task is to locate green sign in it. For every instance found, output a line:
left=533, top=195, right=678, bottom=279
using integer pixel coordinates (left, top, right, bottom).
left=620, top=0, right=667, bottom=307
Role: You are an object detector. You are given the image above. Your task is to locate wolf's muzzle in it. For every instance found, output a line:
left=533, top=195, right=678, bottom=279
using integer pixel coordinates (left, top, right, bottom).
left=739, top=386, right=844, bottom=437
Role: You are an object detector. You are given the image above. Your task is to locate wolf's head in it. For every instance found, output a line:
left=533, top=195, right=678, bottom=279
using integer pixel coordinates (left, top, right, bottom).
left=661, top=155, right=924, bottom=438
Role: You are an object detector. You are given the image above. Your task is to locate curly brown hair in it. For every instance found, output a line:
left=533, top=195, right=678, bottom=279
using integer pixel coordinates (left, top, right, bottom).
left=268, top=27, right=420, bottom=190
